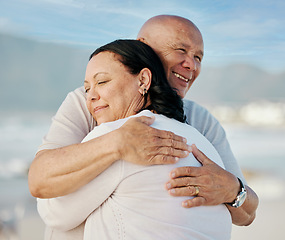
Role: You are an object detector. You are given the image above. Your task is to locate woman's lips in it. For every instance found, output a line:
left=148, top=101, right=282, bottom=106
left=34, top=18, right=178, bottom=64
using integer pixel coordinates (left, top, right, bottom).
left=93, top=105, right=108, bottom=114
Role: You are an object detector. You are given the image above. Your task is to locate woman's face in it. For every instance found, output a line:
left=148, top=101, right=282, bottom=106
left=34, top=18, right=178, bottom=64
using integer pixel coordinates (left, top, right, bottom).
left=84, top=51, right=144, bottom=125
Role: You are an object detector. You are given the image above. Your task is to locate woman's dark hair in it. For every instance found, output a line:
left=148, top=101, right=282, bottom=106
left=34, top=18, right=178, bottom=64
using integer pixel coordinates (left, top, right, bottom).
left=89, top=39, right=185, bottom=123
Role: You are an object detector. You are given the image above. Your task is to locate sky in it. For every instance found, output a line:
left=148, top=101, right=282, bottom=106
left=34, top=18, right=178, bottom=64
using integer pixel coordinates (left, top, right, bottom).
left=0, top=0, right=285, bottom=73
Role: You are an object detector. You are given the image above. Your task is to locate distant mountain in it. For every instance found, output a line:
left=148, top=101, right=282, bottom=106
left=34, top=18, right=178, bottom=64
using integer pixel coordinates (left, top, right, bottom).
left=1, top=33, right=284, bottom=111
left=186, top=63, right=285, bottom=105
left=0, top=33, right=91, bottom=111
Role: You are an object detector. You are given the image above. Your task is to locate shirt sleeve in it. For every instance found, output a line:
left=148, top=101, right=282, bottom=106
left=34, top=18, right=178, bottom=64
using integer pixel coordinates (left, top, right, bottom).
left=183, top=99, right=246, bottom=183
left=37, top=124, right=123, bottom=231
left=37, top=86, right=95, bottom=152
left=37, top=159, right=123, bottom=231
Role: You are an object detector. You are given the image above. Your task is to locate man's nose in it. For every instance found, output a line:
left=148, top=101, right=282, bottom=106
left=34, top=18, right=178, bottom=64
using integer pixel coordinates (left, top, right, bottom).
left=182, top=55, right=197, bottom=71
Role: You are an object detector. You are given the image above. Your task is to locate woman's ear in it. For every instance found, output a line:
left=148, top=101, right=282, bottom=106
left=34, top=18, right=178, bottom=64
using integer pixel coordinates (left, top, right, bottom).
left=138, top=68, right=152, bottom=95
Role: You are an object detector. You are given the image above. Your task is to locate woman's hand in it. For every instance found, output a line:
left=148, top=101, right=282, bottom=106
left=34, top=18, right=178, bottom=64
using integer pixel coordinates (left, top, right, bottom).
left=116, top=116, right=192, bottom=165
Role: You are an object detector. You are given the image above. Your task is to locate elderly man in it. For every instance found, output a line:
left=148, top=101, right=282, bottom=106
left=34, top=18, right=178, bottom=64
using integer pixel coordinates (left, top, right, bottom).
left=29, top=15, right=258, bottom=238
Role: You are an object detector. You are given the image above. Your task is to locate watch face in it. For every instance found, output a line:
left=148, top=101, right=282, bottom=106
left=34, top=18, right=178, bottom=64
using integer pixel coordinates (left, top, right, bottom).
left=236, top=191, right=247, bottom=207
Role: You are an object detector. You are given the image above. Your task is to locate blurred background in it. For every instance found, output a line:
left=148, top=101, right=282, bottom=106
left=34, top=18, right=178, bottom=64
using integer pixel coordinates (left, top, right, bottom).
left=0, top=0, right=284, bottom=239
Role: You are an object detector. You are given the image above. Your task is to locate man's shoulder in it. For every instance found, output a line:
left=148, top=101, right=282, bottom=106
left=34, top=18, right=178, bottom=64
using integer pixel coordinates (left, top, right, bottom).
left=66, top=86, right=86, bottom=99
left=182, top=99, right=220, bottom=132
left=183, top=99, right=211, bottom=117
left=60, top=86, right=87, bottom=110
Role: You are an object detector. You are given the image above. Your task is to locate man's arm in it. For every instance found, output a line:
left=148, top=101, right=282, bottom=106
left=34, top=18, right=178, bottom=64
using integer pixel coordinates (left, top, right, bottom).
left=166, top=100, right=258, bottom=226
left=29, top=88, right=191, bottom=198
left=166, top=145, right=258, bottom=226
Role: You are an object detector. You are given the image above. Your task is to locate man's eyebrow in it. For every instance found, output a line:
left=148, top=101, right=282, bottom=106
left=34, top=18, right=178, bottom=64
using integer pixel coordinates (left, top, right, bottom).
left=180, top=43, right=204, bottom=57
left=198, top=50, right=204, bottom=57
left=186, top=44, right=204, bottom=57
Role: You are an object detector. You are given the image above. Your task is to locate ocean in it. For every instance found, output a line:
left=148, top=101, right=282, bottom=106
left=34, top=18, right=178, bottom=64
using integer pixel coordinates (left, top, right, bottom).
left=0, top=112, right=53, bottom=179
left=224, top=124, right=285, bottom=176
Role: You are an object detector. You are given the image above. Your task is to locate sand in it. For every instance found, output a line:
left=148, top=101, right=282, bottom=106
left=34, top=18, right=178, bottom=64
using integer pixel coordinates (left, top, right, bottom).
left=232, top=199, right=285, bottom=239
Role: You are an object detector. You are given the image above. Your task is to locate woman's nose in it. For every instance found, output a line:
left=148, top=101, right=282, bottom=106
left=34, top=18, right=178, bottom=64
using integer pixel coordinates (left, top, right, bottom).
left=87, top=88, right=99, bottom=101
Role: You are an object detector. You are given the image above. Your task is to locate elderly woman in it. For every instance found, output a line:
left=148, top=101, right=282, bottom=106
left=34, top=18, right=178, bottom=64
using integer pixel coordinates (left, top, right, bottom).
left=38, top=40, right=232, bottom=240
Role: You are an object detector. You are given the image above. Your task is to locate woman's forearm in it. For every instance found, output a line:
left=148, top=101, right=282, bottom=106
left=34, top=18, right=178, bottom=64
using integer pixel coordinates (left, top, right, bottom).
left=37, top=160, right=122, bottom=231
left=29, top=116, right=190, bottom=199
left=29, top=130, right=121, bottom=198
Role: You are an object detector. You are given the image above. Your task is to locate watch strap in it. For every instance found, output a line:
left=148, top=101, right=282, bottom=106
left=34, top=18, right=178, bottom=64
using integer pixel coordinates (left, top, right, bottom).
left=227, top=177, right=247, bottom=208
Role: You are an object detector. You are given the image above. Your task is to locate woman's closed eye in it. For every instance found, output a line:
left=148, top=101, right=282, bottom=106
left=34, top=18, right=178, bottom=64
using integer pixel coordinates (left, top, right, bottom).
left=98, top=80, right=108, bottom=85
left=96, top=76, right=111, bottom=85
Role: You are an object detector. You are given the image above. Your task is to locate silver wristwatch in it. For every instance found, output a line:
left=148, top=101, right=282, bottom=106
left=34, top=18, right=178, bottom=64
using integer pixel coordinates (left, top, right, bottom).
left=227, top=178, right=247, bottom=208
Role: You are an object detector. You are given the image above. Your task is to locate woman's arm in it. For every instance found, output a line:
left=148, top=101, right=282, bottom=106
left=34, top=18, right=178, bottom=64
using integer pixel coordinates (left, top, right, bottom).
left=37, top=161, right=122, bottom=231
left=30, top=128, right=121, bottom=198
left=29, top=116, right=190, bottom=198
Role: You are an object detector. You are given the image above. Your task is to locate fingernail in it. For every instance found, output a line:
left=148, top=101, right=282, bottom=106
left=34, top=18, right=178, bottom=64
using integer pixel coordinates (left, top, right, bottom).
left=170, top=189, right=175, bottom=194
left=182, top=201, right=188, bottom=207
left=166, top=183, right=171, bottom=189
left=183, top=137, right=187, bottom=143
left=184, top=151, right=189, bottom=156
left=175, top=157, right=179, bottom=162
left=188, top=145, right=193, bottom=152
left=171, top=172, right=176, bottom=178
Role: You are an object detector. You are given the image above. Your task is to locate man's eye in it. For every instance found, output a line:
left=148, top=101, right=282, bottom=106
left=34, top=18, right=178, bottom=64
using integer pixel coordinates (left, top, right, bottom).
left=195, top=56, right=202, bottom=62
left=177, top=48, right=186, bottom=53
left=85, top=88, right=90, bottom=93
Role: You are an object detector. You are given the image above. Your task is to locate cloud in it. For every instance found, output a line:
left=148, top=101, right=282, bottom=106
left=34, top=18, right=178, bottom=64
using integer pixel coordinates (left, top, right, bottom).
left=28, top=0, right=86, bottom=8
left=0, top=17, right=10, bottom=29
left=210, top=18, right=279, bottom=39
left=0, top=17, right=31, bottom=35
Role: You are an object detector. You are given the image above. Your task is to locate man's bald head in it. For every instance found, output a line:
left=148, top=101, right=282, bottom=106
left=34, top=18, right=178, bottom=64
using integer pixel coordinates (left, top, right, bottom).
left=137, top=15, right=201, bottom=43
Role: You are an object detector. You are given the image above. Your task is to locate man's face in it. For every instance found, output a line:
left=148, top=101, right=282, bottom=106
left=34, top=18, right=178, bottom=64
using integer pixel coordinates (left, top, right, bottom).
left=148, top=21, right=204, bottom=98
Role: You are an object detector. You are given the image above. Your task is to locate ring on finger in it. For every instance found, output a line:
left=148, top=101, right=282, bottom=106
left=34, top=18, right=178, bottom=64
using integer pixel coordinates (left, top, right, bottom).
left=194, top=186, right=199, bottom=196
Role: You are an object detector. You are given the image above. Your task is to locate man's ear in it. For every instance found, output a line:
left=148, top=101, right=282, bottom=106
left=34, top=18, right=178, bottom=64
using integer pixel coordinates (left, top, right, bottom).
left=137, top=37, right=148, bottom=45
left=138, top=68, right=152, bottom=95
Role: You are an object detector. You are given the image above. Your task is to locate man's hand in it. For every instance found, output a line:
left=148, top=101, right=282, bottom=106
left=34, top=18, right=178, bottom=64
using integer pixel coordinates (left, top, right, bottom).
left=117, top=116, right=192, bottom=165
left=165, top=144, right=240, bottom=208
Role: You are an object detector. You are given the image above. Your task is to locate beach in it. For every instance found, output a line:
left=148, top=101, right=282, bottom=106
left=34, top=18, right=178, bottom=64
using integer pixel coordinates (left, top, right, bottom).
left=0, top=178, right=45, bottom=240
left=231, top=172, right=285, bottom=240
left=232, top=199, right=285, bottom=239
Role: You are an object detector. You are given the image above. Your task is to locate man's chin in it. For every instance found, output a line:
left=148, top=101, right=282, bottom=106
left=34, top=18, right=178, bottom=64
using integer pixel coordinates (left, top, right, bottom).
left=173, top=88, right=186, bottom=99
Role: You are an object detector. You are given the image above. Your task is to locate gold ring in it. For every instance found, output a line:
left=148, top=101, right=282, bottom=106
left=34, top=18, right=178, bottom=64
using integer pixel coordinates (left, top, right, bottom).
left=194, top=186, right=199, bottom=196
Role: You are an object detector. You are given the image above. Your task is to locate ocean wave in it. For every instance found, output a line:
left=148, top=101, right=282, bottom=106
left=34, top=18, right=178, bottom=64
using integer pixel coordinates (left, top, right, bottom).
left=0, top=158, right=29, bottom=178
left=246, top=172, right=285, bottom=201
